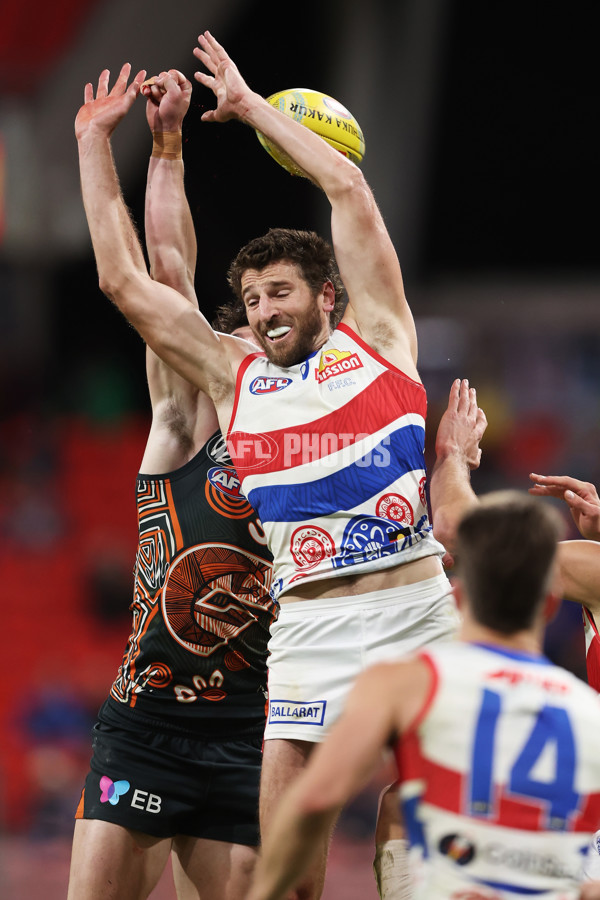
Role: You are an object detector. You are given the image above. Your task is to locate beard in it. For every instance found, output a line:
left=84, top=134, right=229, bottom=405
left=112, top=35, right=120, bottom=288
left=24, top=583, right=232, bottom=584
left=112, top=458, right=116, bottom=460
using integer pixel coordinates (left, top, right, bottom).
left=255, top=302, right=326, bottom=368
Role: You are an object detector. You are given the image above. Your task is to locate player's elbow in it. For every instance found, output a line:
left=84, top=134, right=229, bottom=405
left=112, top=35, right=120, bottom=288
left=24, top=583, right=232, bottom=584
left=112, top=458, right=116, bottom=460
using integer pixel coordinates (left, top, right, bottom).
left=98, top=268, right=148, bottom=317
left=327, top=157, right=370, bottom=204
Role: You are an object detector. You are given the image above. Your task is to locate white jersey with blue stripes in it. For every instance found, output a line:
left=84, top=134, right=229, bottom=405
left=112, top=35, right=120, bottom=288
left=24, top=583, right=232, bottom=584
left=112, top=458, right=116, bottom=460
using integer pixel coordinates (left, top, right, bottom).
left=227, top=323, right=444, bottom=601
left=397, top=641, right=600, bottom=899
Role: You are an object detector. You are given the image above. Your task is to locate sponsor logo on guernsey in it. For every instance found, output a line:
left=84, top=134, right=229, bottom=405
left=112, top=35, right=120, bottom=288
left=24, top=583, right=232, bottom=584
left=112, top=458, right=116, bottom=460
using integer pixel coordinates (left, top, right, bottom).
left=487, top=669, right=569, bottom=693
left=315, top=348, right=363, bottom=384
left=249, top=376, right=293, bottom=394
left=207, top=466, right=243, bottom=499
left=482, top=842, right=578, bottom=879
left=268, top=699, right=327, bottom=726
left=439, top=834, right=476, bottom=866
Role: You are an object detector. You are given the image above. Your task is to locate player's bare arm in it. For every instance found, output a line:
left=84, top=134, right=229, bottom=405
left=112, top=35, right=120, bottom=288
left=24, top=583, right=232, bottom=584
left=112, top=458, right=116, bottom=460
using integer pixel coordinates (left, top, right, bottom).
left=193, top=31, right=416, bottom=372
left=555, top=540, right=600, bottom=616
left=75, top=64, right=245, bottom=427
left=140, top=68, right=221, bottom=470
left=143, top=69, right=196, bottom=301
left=429, top=378, right=487, bottom=566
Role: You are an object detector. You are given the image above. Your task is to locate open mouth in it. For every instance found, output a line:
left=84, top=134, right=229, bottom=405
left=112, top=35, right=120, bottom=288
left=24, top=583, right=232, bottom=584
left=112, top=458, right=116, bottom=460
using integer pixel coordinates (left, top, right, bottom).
left=265, top=325, right=292, bottom=342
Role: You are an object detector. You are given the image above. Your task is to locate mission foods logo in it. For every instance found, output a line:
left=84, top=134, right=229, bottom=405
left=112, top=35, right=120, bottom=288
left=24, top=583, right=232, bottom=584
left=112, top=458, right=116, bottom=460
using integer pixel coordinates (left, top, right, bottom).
left=249, top=376, right=293, bottom=394
left=315, top=348, right=363, bottom=384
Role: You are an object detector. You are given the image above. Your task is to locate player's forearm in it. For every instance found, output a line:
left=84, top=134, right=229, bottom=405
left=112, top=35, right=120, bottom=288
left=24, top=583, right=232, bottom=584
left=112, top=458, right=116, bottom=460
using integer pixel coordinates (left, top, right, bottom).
left=430, top=451, right=479, bottom=554
left=78, top=131, right=147, bottom=299
left=248, top=807, right=336, bottom=900
left=145, top=153, right=197, bottom=303
left=242, top=92, right=362, bottom=197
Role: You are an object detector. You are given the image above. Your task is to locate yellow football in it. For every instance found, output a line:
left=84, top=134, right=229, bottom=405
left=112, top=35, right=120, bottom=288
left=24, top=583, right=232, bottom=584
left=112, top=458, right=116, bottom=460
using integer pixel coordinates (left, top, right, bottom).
left=256, top=88, right=365, bottom=176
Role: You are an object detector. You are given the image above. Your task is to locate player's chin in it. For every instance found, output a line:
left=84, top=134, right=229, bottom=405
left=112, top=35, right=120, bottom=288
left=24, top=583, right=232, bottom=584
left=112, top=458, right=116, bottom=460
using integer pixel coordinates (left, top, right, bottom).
left=264, top=341, right=301, bottom=368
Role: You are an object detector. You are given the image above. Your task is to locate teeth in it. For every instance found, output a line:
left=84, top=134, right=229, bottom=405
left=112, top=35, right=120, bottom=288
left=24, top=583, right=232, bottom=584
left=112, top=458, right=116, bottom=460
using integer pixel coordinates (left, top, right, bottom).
left=267, top=326, right=291, bottom=339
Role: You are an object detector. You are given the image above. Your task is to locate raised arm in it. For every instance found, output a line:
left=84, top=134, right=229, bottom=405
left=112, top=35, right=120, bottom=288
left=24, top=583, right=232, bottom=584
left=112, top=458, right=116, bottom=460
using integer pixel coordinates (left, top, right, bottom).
left=75, top=64, right=243, bottom=417
left=193, top=31, right=416, bottom=373
left=429, top=379, right=487, bottom=566
left=143, top=70, right=196, bottom=301
left=140, top=69, right=218, bottom=468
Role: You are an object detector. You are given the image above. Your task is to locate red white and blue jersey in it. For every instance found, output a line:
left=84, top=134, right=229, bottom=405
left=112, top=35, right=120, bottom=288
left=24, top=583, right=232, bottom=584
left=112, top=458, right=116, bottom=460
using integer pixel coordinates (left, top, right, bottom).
left=395, top=641, right=600, bottom=899
left=583, top=606, right=600, bottom=692
left=227, top=324, right=444, bottom=601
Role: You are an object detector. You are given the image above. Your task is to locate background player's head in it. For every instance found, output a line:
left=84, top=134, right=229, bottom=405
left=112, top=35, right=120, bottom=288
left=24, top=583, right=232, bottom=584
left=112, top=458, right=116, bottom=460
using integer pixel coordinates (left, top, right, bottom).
left=455, top=491, right=564, bottom=635
left=226, top=228, right=345, bottom=366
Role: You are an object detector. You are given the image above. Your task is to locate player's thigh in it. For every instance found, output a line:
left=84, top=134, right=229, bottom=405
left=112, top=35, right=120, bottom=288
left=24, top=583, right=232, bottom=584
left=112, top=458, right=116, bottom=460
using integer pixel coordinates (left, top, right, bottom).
left=260, top=738, right=335, bottom=900
left=260, top=737, right=315, bottom=827
left=67, top=817, right=172, bottom=900
left=171, top=835, right=257, bottom=900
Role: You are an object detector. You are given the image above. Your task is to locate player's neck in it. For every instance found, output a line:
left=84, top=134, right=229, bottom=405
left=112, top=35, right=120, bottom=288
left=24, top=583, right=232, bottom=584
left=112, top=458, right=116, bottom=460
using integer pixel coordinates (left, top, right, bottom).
left=460, top=620, right=542, bottom=656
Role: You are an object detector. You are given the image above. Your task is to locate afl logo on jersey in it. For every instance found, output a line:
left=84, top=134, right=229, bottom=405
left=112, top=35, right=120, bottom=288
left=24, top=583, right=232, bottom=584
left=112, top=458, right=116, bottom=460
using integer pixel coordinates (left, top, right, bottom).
left=206, top=467, right=254, bottom=520
left=208, top=467, right=242, bottom=498
left=249, top=376, right=293, bottom=394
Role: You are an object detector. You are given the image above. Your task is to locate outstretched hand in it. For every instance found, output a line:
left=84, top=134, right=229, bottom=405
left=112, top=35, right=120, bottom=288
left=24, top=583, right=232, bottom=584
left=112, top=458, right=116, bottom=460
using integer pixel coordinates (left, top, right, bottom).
left=142, top=69, right=192, bottom=133
left=193, top=30, right=255, bottom=123
left=529, top=473, right=600, bottom=541
left=435, top=379, right=488, bottom=470
left=75, top=64, right=146, bottom=141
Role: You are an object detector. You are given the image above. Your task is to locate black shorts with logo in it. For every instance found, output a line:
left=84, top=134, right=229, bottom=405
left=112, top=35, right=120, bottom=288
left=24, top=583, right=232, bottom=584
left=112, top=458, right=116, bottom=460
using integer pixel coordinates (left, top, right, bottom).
left=76, top=711, right=263, bottom=845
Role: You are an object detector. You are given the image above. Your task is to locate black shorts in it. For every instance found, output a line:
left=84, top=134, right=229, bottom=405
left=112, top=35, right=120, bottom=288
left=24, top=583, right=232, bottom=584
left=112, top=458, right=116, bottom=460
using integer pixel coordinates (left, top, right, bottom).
left=75, top=718, right=262, bottom=845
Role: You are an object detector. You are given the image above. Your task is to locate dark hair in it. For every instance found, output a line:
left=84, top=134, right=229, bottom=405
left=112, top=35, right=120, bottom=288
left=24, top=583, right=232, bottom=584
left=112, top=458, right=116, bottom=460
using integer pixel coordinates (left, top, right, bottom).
left=226, top=227, right=346, bottom=327
left=211, top=301, right=249, bottom=334
left=455, top=491, right=564, bottom=634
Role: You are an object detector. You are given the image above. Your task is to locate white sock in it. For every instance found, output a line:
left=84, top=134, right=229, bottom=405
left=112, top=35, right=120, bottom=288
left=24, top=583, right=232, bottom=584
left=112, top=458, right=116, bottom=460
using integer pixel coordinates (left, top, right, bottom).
left=373, top=838, right=412, bottom=899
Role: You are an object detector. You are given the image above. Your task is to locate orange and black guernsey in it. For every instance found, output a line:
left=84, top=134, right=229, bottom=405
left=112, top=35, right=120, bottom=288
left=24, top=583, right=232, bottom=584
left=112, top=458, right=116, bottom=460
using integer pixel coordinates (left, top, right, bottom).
left=106, top=431, right=275, bottom=735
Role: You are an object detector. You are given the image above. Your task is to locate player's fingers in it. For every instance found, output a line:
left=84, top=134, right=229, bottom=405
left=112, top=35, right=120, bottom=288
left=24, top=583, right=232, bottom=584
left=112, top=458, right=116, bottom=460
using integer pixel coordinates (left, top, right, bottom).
left=84, top=82, right=93, bottom=103
left=447, top=378, right=460, bottom=410
left=202, top=30, right=225, bottom=55
left=468, top=386, right=479, bottom=418
left=564, top=491, right=600, bottom=515
left=110, top=62, right=132, bottom=96
left=194, top=71, right=215, bottom=90
left=455, top=378, right=470, bottom=414
left=167, top=69, right=187, bottom=85
left=194, top=47, right=215, bottom=75
left=476, top=407, right=487, bottom=437
left=130, top=69, right=146, bottom=95
left=97, top=68, right=110, bottom=99
left=529, top=473, right=586, bottom=493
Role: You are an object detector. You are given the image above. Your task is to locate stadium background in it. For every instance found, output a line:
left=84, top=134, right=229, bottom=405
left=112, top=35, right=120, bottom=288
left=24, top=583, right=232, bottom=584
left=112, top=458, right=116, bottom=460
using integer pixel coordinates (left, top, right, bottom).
left=0, top=1, right=597, bottom=896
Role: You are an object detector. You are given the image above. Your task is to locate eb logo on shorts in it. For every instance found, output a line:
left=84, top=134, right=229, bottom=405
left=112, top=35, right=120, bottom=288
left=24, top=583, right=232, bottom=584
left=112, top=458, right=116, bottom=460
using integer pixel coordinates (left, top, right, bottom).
left=268, top=699, right=326, bottom=726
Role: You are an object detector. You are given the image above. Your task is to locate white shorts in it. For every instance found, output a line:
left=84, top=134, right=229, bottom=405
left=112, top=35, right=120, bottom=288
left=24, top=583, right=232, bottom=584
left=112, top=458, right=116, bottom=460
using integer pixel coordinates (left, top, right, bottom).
left=265, top=573, right=458, bottom=742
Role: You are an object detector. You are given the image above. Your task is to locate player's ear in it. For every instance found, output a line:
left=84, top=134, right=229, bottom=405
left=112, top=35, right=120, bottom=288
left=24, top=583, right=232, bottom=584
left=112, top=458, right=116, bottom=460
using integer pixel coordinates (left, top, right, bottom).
left=322, top=280, right=335, bottom=313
